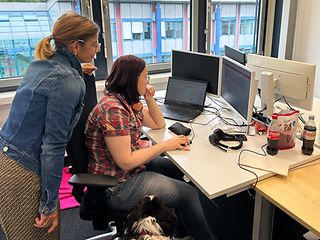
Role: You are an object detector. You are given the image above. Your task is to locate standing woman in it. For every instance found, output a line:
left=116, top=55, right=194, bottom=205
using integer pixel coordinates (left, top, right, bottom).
left=0, top=12, right=99, bottom=239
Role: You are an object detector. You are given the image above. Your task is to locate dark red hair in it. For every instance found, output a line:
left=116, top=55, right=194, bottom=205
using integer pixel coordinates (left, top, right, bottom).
left=105, top=55, right=146, bottom=105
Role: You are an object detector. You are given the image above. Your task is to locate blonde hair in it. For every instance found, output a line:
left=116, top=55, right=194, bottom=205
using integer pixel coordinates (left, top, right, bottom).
left=35, top=12, right=99, bottom=60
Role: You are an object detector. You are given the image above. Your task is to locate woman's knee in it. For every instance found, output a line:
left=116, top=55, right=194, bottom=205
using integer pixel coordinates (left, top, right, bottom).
left=179, top=183, right=200, bottom=203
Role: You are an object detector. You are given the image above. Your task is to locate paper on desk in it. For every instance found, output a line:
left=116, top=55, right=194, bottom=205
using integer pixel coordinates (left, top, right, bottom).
left=240, top=154, right=289, bottom=176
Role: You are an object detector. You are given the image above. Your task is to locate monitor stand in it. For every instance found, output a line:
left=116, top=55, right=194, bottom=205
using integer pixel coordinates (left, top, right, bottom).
left=260, top=71, right=278, bottom=117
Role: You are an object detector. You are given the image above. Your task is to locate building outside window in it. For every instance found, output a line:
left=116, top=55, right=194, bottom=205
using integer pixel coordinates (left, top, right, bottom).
left=165, top=21, right=175, bottom=38
left=143, top=22, right=151, bottom=39
left=163, top=21, right=183, bottom=39
left=110, top=1, right=190, bottom=65
left=240, top=18, right=255, bottom=35
left=0, top=0, right=260, bottom=90
left=210, top=0, right=259, bottom=55
left=0, top=0, right=80, bottom=85
left=221, top=20, right=236, bottom=36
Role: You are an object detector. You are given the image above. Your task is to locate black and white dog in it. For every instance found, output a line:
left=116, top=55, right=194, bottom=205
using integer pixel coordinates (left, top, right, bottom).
left=124, top=195, right=179, bottom=240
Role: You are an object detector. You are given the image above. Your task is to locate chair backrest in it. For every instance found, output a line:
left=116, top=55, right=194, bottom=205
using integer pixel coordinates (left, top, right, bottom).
left=66, top=74, right=97, bottom=202
left=66, top=75, right=128, bottom=233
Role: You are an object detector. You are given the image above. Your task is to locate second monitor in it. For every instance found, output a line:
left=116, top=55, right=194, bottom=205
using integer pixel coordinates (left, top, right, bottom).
left=171, top=49, right=220, bottom=95
left=221, top=56, right=257, bottom=125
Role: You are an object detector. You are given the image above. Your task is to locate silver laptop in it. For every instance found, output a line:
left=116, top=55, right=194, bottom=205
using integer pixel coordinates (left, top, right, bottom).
left=160, top=77, right=207, bottom=122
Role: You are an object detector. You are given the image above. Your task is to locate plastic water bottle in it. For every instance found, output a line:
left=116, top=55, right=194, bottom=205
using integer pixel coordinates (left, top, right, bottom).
left=301, top=115, right=316, bottom=155
left=266, top=114, right=280, bottom=156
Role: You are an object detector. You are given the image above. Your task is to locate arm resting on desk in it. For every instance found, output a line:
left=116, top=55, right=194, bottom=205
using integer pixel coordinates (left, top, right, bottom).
left=105, top=135, right=190, bottom=171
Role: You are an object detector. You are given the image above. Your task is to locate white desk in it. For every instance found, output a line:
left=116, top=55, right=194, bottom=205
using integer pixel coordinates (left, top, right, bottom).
left=143, top=93, right=320, bottom=200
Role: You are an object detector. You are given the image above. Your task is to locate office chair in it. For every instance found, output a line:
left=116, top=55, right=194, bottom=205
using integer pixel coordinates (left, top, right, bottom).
left=67, top=74, right=128, bottom=239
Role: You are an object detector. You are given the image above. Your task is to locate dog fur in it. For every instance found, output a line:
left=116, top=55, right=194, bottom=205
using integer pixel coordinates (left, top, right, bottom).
left=124, top=195, right=178, bottom=240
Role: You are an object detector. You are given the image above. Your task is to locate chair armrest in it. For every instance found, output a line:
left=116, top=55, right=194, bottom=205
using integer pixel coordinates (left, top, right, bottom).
left=69, top=173, right=117, bottom=188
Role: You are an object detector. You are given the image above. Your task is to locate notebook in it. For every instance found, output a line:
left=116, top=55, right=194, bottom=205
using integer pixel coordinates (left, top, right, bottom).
left=160, top=77, right=207, bottom=122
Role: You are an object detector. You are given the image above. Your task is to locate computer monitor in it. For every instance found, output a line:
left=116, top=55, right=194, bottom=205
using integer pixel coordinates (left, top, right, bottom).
left=171, top=50, right=220, bottom=95
left=246, top=54, right=316, bottom=116
left=224, top=45, right=246, bottom=65
left=221, top=56, right=257, bottom=125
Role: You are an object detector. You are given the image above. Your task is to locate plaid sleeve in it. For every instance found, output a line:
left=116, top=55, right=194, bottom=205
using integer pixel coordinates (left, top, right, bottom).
left=98, top=105, right=131, bottom=137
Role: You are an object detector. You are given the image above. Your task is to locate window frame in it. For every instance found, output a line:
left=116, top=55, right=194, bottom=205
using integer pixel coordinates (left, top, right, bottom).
left=0, top=0, right=269, bottom=91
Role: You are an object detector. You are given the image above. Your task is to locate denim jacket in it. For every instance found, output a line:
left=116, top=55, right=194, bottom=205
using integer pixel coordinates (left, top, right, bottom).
left=0, top=45, right=85, bottom=215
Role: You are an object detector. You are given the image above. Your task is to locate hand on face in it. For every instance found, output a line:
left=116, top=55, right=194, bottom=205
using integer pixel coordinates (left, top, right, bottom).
left=143, top=84, right=155, bottom=99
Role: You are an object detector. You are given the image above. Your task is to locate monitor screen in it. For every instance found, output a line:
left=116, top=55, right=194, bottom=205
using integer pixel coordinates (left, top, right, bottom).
left=171, top=50, right=220, bottom=95
left=246, top=54, right=316, bottom=111
left=224, top=45, right=246, bottom=65
left=165, top=77, right=207, bottom=107
left=221, top=57, right=256, bottom=123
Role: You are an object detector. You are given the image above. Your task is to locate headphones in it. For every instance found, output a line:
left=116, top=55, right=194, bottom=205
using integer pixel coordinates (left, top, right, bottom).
left=208, top=128, right=245, bottom=152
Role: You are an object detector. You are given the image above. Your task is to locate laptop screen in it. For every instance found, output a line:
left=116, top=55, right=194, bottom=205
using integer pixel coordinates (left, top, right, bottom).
left=165, top=77, right=207, bottom=108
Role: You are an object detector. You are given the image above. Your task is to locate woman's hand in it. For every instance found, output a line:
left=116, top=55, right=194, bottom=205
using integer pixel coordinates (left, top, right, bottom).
left=81, top=63, right=97, bottom=75
left=163, top=135, right=191, bottom=151
left=34, top=209, right=59, bottom=234
left=144, top=84, right=155, bottom=99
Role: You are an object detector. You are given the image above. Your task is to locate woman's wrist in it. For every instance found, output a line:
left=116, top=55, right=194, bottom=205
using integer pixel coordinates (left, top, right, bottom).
left=157, top=141, right=167, bottom=153
left=144, top=95, right=154, bottom=102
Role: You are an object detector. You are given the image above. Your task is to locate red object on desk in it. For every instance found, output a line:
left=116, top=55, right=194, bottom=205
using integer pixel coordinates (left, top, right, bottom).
left=254, top=121, right=267, bottom=135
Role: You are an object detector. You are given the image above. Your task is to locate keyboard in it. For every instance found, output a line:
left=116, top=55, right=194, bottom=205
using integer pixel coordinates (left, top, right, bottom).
left=161, top=104, right=198, bottom=117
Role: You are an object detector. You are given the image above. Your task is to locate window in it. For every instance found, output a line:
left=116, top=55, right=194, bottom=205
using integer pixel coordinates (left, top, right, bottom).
left=0, top=0, right=266, bottom=91
left=165, top=22, right=175, bottom=38
left=111, top=22, right=117, bottom=41
left=0, top=0, right=81, bottom=89
left=175, top=21, right=183, bottom=38
left=143, top=22, right=151, bottom=40
left=209, top=1, right=259, bottom=55
left=221, top=21, right=229, bottom=35
left=109, top=1, right=189, bottom=65
left=221, top=20, right=236, bottom=36
left=240, top=19, right=255, bottom=35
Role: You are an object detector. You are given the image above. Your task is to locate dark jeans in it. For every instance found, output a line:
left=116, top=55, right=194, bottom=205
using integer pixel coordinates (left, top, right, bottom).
left=104, top=156, right=217, bottom=240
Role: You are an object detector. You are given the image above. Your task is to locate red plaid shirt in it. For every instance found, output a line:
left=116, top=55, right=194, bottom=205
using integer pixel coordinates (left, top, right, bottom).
left=85, top=93, right=145, bottom=182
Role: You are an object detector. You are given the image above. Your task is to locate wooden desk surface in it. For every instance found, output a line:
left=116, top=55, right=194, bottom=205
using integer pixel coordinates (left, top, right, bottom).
left=255, top=160, right=320, bottom=236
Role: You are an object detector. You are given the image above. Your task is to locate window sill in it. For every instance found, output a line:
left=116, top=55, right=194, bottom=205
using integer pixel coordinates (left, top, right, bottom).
left=0, top=73, right=170, bottom=107
left=0, top=91, right=16, bottom=105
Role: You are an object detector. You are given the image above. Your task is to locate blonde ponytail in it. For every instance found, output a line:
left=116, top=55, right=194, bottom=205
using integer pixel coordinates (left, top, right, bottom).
left=35, top=35, right=54, bottom=60
left=34, top=12, right=99, bottom=61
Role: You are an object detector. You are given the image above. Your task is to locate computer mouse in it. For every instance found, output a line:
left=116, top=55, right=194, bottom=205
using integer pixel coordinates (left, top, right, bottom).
left=180, top=139, right=192, bottom=147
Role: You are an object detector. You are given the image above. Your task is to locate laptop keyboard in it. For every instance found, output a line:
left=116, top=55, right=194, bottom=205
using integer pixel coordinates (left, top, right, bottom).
left=161, top=104, right=197, bottom=117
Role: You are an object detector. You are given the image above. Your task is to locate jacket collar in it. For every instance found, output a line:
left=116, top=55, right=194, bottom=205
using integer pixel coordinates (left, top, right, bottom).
left=55, top=44, right=82, bottom=76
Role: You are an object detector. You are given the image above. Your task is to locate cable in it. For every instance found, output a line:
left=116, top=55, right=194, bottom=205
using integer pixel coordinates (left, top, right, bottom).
left=207, top=95, right=231, bottom=111
left=219, top=116, right=249, bottom=127
left=189, top=123, right=195, bottom=142
left=191, top=116, right=219, bottom=126
left=274, top=96, right=306, bottom=124
left=237, top=143, right=268, bottom=198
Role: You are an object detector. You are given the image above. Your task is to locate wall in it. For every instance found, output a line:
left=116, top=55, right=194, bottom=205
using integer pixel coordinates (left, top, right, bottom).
left=0, top=74, right=169, bottom=128
left=293, top=0, right=320, bottom=98
left=0, top=105, right=10, bottom=128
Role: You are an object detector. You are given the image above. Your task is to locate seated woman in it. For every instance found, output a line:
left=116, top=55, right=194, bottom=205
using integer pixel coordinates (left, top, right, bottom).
left=85, top=55, right=217, bottom=240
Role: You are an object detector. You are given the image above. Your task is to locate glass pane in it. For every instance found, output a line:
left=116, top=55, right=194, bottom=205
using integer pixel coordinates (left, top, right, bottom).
left=210, top=1, right=259, bottom=55
left=109, top=0, right=191, bottom=64
left=0, top=1, right=81, bottom=79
